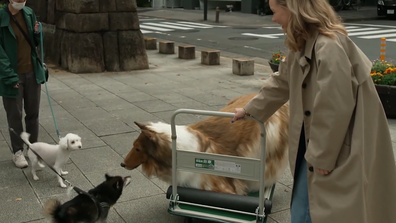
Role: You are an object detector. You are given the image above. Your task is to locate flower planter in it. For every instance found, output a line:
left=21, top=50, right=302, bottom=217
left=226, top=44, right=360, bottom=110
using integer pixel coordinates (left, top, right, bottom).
left=268, top=61, right=279, bottom=73
left=375, top=84, right=396, bottom=119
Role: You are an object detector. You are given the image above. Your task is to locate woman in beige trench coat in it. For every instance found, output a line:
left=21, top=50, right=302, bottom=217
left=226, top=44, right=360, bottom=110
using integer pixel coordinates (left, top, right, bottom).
left=232, top=0, right=396, bottom=222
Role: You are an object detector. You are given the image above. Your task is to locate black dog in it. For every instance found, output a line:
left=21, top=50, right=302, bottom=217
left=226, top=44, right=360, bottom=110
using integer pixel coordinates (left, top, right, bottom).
left=43, top=174, right=131, bottom=223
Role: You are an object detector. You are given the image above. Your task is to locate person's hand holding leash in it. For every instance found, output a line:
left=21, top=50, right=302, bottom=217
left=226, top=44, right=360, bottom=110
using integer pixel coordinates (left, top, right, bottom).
left=34, top=21, right=39, bottom=33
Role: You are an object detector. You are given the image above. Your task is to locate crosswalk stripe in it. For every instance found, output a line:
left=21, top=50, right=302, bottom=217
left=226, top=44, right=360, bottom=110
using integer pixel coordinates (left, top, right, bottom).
left=345, top=23, right=396, bottom=29
left=347, top=27, right=380, bottom=32
left=140, top=18, right=165, bottom=21
left=176, top=21, right=227, bottom=27
left=387, top=38, right=396, bottom=42
left=139, top=24, right=173, bottom=32
left=345, top=26, right=360, bottom=29
left=360, top=33, right=396, bottom=39
left=141, top=29, right=154, bottom=34
left=348, top=29, right=396, bottom=36
left=142, top=22, right=193, bottom=30
left=161, top=22, right=213, bottom=29
left=241, top=33, right=284, bottom=38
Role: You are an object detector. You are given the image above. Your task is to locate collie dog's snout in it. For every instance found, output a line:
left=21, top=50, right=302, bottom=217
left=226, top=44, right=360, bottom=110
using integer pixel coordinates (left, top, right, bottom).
left=120, top=163, right=125, bottom=167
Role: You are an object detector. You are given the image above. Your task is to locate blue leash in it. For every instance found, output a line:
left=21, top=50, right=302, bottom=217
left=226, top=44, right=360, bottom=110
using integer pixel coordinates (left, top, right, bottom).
left=38, top=22, right=60, bottom=140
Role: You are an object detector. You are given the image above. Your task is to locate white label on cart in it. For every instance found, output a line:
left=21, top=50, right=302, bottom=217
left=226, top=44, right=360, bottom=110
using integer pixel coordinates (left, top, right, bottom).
left=214, top=160, right=241, bottom=173
left=195, top=159, right=241, bottom=173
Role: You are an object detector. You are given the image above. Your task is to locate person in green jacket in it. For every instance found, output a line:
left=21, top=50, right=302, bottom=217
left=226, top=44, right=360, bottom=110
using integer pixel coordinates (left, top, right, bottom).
left=0, top=0, right=46, bottom=168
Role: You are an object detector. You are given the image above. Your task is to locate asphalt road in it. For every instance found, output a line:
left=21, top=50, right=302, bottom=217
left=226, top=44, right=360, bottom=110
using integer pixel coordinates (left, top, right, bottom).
left=140, top=17, right=396, bottom=63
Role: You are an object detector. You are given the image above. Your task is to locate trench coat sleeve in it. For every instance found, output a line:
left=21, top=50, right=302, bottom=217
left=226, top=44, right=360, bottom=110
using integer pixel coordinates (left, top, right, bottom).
left=0, top=43, right=18, bottom=86
left=243, top=59, right=289, bottom=122
left=304, top=38, right=356, bottom=171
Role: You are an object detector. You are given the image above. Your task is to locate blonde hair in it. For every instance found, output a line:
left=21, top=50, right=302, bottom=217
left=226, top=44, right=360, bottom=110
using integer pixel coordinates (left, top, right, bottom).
left=277, top=0, right=347, bottom=52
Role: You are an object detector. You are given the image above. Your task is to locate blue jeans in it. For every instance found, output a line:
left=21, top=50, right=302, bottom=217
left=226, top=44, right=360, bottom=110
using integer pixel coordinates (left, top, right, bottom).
left=290, top=157, right=312, bottom=223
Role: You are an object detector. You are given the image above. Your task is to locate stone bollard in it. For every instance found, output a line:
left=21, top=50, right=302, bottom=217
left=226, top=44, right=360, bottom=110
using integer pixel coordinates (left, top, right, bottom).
left=159, top=41, right=175, bottom=54
left=144, top=37, right=157, bottom=50
left=178, top=45, right=196, bottom=59
left=201, top=49, right=220, bottom=65
left=232, top=58, right=254, bottom=76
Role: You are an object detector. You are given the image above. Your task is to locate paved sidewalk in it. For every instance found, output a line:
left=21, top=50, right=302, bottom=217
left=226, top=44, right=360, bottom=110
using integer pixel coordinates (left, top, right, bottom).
left=137, top=6, right=379, bottom=27
left=0, top=47, right=395, bottom=223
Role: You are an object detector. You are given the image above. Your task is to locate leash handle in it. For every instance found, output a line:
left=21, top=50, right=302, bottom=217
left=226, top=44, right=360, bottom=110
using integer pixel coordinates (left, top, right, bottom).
left=38, top=22, right=60, bottom=140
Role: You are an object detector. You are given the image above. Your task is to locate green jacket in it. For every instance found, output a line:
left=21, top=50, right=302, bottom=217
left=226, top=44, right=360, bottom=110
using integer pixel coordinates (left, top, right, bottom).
left=0, top=5, right=45, bottom=98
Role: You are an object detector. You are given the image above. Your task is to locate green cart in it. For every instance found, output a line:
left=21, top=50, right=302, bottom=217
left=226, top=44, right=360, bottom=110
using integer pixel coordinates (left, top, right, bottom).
left=166, top=109, right=275, bottom=223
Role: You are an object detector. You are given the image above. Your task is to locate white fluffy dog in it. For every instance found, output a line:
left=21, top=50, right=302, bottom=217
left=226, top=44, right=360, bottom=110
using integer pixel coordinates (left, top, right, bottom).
left=20, top=132, right=82, bottom=188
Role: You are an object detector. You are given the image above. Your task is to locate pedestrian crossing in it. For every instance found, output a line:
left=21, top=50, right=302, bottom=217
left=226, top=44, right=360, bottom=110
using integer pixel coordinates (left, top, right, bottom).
left=241, top=24, right=396, bottom=42
left=138, top=17, right=227, bottom=34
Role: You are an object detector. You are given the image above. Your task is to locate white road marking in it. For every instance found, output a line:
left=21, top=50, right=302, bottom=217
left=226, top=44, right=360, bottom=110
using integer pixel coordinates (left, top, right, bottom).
left=142, top=22, right=194, bottom=30
left=140, top=24, right=173, bottom=32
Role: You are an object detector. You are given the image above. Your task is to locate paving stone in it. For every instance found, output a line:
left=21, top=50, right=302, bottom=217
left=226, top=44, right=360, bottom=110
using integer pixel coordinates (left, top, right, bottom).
left=23, top=162, right=93, bottom=198
left=133, top=99, right=178, bottom=113
left=0, top=183, right=43, bottom=222
left=100, top=131, right=140, bottom=157
left=0, top=160, right=27, bottom=189
left=46, top=88, right=82, bottom=102
left=270, top=183, right=292, bottom=213
left=150, top=177, right=171, bottom=193
left=150, top=92, right=197, bottom=104
left=209, top=88, right=247, bottom=101
left=70, top=146, right=125, bottom=174
left=183, top=92, right=230, bottom=106
left=67, top=106, right=112, bottom=122
left=80, top=116, right=134, bottom=136
left=0, top=131, right=5, bottom=141
left=113, top=194, right=185, bottom=223
left=96, top=81, right=140, bottom=94
left=58, top=96, right=98, bottom=110
left=94, top=97, right=137, bottom=112
left=268, top=209, right=291, bottom=223
left=278, top=165, right=294, bottom=187
left=132, top=83, right=179, bottom=95
left=110, top=108, right=163, bottom=131
left=0, top=139, right=12, bottom=163
left=40, top=114, right=86, bottom=135
left=117, top=91, right=157, bottom=103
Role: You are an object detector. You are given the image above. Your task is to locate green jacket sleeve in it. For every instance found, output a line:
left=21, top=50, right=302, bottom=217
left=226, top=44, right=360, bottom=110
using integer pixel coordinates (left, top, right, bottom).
left=0, top=44, right=18, bottom=86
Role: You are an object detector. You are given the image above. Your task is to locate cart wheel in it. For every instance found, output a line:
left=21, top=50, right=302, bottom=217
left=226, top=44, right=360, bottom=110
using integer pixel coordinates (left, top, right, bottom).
left=184, top=217, right=193, bottom=223
left=264, top=198, right=272, bottom=215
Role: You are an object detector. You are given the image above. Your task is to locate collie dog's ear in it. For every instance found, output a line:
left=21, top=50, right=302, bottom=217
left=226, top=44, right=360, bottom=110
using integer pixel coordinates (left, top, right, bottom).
left=134, top=121, right=147, bottom=130
left=141, top=129, right=157, bottom=142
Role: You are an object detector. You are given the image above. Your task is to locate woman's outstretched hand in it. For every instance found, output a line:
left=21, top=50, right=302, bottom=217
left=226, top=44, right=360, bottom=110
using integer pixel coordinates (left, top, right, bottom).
left=231, top=108, right=246, bottom=123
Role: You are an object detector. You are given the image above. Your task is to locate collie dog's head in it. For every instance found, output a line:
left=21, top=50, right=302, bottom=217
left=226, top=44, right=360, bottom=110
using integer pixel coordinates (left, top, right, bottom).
left=120, top=122, right=172, bottom=177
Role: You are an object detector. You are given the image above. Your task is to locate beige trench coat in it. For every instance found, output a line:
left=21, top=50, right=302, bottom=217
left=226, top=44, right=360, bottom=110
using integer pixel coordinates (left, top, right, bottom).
left=244, top=30, right=396, bottom=223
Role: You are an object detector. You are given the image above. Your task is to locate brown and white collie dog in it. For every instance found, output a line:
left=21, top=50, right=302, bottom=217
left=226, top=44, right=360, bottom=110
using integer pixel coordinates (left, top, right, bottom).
left=121, top=93, right=289, bottom=195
